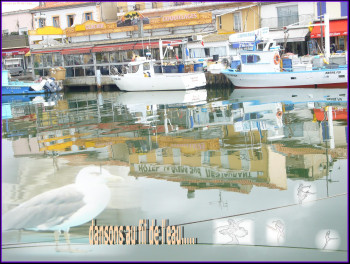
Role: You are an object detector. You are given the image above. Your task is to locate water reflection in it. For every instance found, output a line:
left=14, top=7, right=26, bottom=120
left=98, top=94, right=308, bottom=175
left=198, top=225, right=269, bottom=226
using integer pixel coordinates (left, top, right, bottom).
left=2, top=88, right=347, bottom=261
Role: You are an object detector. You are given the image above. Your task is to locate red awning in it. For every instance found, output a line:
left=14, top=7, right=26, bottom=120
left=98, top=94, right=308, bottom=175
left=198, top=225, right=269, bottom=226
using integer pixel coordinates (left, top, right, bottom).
left=310, top=19, right=348, bottom=38
left=31, top=50, right=62, bottom=54
left=2, top=47, right=30, bottom=56
left=91, top=40, right=182, bottom=53
left=61, top=47, right=92, bottom=55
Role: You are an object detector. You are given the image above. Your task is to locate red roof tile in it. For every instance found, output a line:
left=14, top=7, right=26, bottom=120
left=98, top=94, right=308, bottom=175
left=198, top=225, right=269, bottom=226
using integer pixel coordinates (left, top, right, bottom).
left=32, top=2, right=91, bottom=10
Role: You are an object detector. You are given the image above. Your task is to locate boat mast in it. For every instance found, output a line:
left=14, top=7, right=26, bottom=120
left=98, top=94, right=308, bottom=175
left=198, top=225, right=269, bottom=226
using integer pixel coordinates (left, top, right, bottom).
left=159, top=39, right=164, bottom=67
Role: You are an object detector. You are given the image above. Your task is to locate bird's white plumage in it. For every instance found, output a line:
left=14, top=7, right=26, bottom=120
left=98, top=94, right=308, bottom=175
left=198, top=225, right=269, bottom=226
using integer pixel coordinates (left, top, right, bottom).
left=3, top=166, right=118, bottom=232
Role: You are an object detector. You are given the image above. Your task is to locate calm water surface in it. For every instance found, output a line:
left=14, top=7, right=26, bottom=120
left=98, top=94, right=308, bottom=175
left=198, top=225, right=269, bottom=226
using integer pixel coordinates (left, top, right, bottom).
left=1, top=87, right=348, bottom=261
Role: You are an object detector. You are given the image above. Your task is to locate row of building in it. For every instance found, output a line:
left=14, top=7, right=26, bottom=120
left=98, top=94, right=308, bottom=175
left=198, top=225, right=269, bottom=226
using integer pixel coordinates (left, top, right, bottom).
left=2, top=1, right=348, bottom=86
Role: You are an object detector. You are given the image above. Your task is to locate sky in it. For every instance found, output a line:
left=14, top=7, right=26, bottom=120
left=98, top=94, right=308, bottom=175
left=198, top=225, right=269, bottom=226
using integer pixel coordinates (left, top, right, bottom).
left=1, top=2, right=39, bottom=13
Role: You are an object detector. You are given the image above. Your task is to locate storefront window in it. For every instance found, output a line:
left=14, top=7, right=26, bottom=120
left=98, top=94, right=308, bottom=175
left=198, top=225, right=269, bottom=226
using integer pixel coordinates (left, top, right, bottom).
left=34, top=54, right=43, bottom=68
left=42, top=54, right=52, bottom=67
left=73, top=55, right=83, bottom=65
left=52, top=53, right=63, bottom=66
left=83, top=54, right=93, bottom=64
left=64, top=55, right=74, bottom=66
left=110, top=52, right=119, bottom=63
left=86, top=66, right=95, bottom=76
left=96, top=52, right=109, bottom=64
left=74, top=67, right=84, bottom=77
left=339, top=38, right=344, bottom=51
left=97, top=65, right=109, bottom=75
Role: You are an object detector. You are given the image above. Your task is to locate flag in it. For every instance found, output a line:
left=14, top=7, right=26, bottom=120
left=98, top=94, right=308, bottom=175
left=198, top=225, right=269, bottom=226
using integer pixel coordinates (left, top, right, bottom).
left=201, top=40, right=204, bottom=46
left=175, top=55, right=179, bottom=60
left=186, top=48, right=189, bottom=56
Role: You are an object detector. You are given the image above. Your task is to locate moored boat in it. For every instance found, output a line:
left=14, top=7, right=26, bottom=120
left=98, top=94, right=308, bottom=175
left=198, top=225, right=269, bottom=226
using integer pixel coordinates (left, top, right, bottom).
left=2, top=70, right=63, bottom=95
left=221, top=49, right=348, bottom=88
left=110, top=58, right=206, bottom=92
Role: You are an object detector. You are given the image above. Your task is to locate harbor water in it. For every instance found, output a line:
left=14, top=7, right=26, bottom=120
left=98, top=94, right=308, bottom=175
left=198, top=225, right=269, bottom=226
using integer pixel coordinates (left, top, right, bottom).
left=1, top=86, right=348, bottom=261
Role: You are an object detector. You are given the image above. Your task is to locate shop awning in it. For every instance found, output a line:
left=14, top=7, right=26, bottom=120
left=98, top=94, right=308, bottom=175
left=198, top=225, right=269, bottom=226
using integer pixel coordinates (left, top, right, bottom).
left=267, top=28, right=309, bottom=43
left=31, top=49, right=62, bottom=54
left=91, top=40, right=182, bottom=53
left=61, top=47, right=92, bottom=55
left=310, top=19, right=348, bottom=38
left=2, top=47, right=30, bottom=56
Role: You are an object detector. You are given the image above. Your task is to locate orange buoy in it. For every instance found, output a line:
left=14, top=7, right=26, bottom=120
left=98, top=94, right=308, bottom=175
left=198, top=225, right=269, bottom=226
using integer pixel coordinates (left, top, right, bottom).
left=274, top=53, right=281, bottom=65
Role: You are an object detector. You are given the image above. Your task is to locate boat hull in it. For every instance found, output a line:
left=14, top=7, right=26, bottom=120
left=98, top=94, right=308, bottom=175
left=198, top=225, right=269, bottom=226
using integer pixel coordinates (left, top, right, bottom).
left=222, top=68, right=348, bottom=89
left=111, top=72, right=207, bottom=92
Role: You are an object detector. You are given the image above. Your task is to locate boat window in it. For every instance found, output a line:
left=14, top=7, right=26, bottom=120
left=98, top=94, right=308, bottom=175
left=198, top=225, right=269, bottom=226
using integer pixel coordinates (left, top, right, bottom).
left=241, top=55, right=260, bottom=64
left=128, top=65, right=140, bottom=73
left=143, top=62, right=150, bottom=71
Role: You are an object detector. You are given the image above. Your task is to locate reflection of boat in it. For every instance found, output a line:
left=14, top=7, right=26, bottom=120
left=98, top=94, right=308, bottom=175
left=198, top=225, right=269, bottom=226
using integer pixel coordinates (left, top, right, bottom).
left=230, top=88, right=348, bottom=105
left=1, top=93, right=62, bottom=104
left=114, top=89, right=207, bottom=106
left=110, top=59, right=206, bottom=91
left=2, top=69, right=63, bottom=95
left=222, top=49, right=348, bottom=88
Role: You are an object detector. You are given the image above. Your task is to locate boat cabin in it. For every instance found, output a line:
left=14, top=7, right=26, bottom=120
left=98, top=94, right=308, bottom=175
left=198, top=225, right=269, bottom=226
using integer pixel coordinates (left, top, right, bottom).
left=238, top=50, right=281, bottom=73
left=125, top=58, right=156, bottom=77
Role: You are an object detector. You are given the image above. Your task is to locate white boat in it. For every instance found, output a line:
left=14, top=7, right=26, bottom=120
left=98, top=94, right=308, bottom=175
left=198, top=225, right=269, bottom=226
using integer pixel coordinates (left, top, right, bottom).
left=110, top=58, right=206, bottom=92
left=221, top=49, right=348, bottom=89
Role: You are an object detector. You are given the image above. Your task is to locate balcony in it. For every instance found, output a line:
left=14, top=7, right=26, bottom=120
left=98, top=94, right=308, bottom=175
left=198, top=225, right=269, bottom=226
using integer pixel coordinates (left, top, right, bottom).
left=261, top=14, right=314, bottom=30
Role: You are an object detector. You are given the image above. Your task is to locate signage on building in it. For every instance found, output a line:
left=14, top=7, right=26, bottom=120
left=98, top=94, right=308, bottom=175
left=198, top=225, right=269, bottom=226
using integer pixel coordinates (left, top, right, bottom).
left=75, top=21, right=107, bottom=31
left=31, top=11, right=212, bottom=38
left=229, top=27, right=270, bottom=43
left=161, top=10, right=199, bottom=22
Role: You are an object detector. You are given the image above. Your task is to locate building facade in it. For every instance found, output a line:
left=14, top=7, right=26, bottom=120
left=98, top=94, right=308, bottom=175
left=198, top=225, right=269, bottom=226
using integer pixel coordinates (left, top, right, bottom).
left=310, top=1, right=348, bottom=53
left=27, top=1, right=255, bottom=87
left=2, top=7, right=37, bottom=72
left=260, top=2, right=315, bottom=55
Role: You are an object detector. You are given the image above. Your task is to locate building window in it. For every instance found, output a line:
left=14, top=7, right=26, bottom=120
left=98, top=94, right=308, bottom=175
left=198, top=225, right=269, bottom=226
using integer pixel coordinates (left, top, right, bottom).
left=317, top=2, right=327, bottom=18
left=67, top=15, right=75, bottom=27
left=277, top=5, right=299, bottom=28
left=53, top=16, right=60, bottom=28
left=39, top=18, right=46, bottom=28
left=218, top=16, right=222, bottom=29
left=340, top=2, right=348, bottom=17
left=152, top=2, right=157, bottom=9
left=134, top=4, right=140, bottom=11
left=233, top=12, right=242, bottom=32
left=85, top=12, right=93, bottom=21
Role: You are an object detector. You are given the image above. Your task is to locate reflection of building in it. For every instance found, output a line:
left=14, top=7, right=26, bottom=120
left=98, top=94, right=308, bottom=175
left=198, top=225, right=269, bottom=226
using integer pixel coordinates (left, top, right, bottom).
left=3, top=91, right=347, bottom=197
left=129, top=143, right=287, bottom=195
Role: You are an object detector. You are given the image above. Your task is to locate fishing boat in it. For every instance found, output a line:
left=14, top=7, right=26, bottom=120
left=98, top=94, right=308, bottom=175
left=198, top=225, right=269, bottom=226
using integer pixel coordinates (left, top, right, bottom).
left=110, top=58, right=206, bottom=92
left=222, top=14, right=348, bottom=89
left=2, top=69, right=63, bottom=95
left=110, top=39, right=206, bottom=92
left=221, top=48, right=348, bottom=89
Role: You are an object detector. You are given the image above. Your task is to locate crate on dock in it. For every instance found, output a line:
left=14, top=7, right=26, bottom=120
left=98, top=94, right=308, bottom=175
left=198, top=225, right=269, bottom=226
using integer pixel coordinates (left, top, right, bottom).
left=184, top=64, right=194, bottom=72
left=50, top=67, right=66, bottom=80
